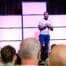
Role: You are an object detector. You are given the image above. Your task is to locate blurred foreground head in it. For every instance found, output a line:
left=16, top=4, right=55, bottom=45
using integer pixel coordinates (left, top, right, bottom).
left=49, top=45, right=66, bottom=66
left=19, top=37, right=41, bottom=65
left=1, top=45, right=16, bottom=64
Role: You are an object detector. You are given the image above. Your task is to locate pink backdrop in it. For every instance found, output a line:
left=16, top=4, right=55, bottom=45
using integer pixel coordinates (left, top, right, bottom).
left=0, top=2, right=66, bottom=52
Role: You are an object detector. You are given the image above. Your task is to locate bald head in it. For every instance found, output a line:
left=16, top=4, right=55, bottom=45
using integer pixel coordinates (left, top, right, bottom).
left=49, top=45, right=66, bottom=66
left=19, top=37, right=41, bottom=60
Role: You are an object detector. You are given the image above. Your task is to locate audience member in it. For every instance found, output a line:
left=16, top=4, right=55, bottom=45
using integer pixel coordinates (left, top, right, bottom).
left=19, top=37, right=41, bottom=65
left=1, top=45, right=17, bottom=66
left=49, top=45, right=66, bottom=66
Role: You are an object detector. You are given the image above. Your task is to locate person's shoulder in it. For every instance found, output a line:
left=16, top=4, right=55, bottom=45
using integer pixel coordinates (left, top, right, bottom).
left=0, top=62, right=4, bottom=66
left=4, top=63, right=15, bottom=66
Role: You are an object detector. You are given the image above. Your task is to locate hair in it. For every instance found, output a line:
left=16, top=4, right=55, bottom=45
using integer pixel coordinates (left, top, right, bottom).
left=19, top=37, right=41, bottom=59
left=51, top=44, right=56, bottom=51
left=1, top=45, right=16, bottom=63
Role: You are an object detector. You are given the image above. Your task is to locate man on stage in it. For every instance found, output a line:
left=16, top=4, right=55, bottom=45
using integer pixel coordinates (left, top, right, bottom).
left=38, top=12, right=53, bottom=61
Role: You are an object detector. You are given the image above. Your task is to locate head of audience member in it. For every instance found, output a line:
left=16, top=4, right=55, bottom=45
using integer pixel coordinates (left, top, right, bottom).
left=1, top=45, right=17, bottom=64
left=44, top=12, right=48, bottom=20
left=19, top=37, right=41, bottom=65
left=49, top=45, right=66, bottom=66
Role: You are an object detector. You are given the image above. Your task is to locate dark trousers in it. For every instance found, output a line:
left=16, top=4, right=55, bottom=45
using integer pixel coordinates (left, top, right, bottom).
left=39, top=34, right=50, bottom=60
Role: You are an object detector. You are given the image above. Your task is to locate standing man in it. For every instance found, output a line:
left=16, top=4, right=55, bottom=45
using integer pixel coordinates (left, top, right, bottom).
left=38, top=12, right=53, bottom=61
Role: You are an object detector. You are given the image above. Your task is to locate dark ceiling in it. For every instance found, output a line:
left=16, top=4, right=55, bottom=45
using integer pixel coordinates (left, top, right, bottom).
left=0, top=0, right=66, bottom=15
left=22, top=0, right=46, bottom=2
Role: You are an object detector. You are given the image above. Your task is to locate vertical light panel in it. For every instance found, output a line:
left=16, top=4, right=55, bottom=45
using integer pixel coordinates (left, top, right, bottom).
left=0, top=29, right=22, bottom=40
left=0, top=16, right=22, bottom=27
left=49, top=15, right=66, bottom=50
left=49, top=15, right=66, bottom=26
left=0, top=15, right=22, bottom=52
left=50, top=28, right=66, bottom=39
left=49, top=15, right=66, bottom=39
left=23, top=2, right=46, bottom=14
left=23, top=28, right=40, bottom=39
left=23, top=2, right=46, bottom=39
left=23, top=15, right=43, bottom=27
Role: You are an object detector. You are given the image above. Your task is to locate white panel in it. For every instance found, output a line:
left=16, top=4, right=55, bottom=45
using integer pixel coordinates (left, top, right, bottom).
left=50, top=40, right=66, bottom=45
left=23, top=15, right=43, bottom=27
left=0, top=41, right=21, bottom=53
left=23, top=15, right=66, bottom=27
left=23, top=28, right=40, bottom=39
left=23, top=28, right=66, bottom=51
left=0, top=29, right=22, bottom=40
left=23, top=28, right=66, bottom=40
left=49, top=15, right=66, bottom=26
left=50, top=28, right=66, bottom=39
left=0, top=15, right=22, bottom=27
left=23, top=2, right=46, bottom=14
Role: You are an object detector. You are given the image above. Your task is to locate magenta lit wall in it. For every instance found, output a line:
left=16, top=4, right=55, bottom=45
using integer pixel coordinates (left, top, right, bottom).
left=22, top=2, right=66, bottom=50
left=0, top=16, right=22, bottom=52
left=0, top=2, right=66, bottom=52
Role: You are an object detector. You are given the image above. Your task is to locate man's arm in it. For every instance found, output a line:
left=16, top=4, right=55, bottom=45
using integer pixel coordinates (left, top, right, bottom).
left=38, top=25, right=47, bottom=31
left=47, top=25, right=53, bottom=31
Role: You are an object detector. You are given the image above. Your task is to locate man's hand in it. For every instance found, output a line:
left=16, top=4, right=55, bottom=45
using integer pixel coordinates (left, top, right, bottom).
left=46, top=24, right=53, bottom=31
left=38, top=24, right=47, bottom=31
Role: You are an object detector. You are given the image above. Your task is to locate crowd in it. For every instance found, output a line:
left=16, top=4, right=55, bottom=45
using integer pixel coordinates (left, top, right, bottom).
left=0, top=37, right=66, bottom=66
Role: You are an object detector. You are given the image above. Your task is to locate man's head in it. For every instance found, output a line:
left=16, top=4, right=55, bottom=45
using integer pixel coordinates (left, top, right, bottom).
left=1, top=45, right=16, bottom=64
left=49, top=45, right=66, bottom=66
left=19, top=37, right=41, bottom=65
left=44, top=12, right=48, bottom=20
